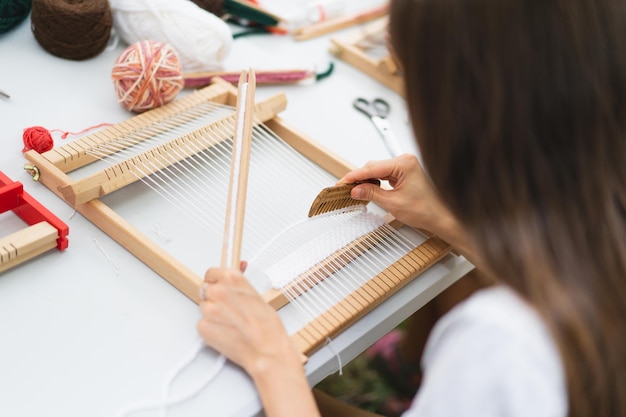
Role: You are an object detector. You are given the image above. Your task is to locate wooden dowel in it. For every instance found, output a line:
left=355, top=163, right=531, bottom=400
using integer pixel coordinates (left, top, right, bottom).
left=293, top=2, right=389, bottom=41
left=221, top=70, right=256, bottom=269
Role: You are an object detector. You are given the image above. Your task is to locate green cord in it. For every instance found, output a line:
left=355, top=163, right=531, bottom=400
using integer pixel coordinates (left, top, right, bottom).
left=315, top=62, right=335, bottom=81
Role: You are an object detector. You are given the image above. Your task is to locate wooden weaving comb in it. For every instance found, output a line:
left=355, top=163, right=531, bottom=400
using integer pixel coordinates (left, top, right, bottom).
left=307, top=179, right=381, bottom=217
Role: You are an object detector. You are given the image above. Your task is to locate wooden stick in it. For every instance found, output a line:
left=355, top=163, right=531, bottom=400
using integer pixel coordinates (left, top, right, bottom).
left=293, top=2, right=388, bottom=41
left=221, top=70, right=256, bottom=269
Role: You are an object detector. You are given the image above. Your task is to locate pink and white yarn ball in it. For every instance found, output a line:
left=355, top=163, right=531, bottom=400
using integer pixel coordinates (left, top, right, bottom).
left=111, top=40, right=184, bottom=113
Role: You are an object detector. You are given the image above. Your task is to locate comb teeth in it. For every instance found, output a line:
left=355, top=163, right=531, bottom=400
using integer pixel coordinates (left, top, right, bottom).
left=308, top=180, right=380, bottom=217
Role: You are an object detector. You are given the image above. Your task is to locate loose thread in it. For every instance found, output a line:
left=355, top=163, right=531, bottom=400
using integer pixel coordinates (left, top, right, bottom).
left=49, top=122, right=114, bottom=139
left=325, top=337, right=344, bottom=376
left=92, top=236, right=120, bottom=275
left=152, top=223, right=173, bottom=242
left=115, top=339, right=227, bottom=417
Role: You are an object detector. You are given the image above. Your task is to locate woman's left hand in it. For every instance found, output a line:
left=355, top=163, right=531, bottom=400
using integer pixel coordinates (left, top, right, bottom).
left=196, top=267, right=301, bottom=377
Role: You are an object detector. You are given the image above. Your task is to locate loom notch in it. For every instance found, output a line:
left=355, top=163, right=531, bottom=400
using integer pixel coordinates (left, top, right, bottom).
left=57, top=92, right=286, bottom=206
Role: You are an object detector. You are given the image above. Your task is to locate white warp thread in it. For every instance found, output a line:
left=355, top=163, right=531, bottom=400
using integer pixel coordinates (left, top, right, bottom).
left=109, top=0, right=233, bottom=72
left=325, top=337, right=344, bottom=376
left=251, top=207, right=386, bottom=288
left=115, top=339, right=226, bottom=417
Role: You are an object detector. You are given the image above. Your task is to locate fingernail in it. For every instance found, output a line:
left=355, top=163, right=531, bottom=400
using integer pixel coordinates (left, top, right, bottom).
left=353, top=188, right=364, bottom=199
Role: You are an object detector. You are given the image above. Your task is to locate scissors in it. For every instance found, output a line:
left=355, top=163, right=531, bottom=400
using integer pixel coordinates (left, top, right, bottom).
left=353, top=97, right=402, bottom=157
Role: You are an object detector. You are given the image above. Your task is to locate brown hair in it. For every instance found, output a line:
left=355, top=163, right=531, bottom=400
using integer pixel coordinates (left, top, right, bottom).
left=389, top=0, right=626, bottom=415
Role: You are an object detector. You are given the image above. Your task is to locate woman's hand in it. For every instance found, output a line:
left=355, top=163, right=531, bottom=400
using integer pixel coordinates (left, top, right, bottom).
left=341, top=154, right=485, bottom=271
left=339, top=154, right=453, bottom=235
left=197, top=268, right=322, bottom=417
left=197, top=267, right=299, bottom=376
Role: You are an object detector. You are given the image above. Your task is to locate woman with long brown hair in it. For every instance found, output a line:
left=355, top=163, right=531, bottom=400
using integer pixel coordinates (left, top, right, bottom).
left=196, top=0, right=626, bottom=416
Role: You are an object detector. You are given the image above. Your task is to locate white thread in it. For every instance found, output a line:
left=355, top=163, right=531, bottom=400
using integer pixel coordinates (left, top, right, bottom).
left=92, top=236, right=120, bottom=275
left=83, top=99, right=337, bottom=257
left=109, top=0, right=233, bottom=72
left=152, top=223, right=173, bottom=242
left=250, top=206, right=386, bottom=288
left=325, top=337, right=343, bottom=376
left=248, top=205, right=366, bottom=266
left=115, top=339, right=227, bottom=417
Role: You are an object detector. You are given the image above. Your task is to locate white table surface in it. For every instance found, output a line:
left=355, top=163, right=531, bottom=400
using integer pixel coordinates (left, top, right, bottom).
left=0, top=4, right=473, bottom=417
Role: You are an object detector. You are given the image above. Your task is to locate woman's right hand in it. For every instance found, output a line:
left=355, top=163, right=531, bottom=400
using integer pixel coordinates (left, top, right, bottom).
left=338, top=154, right=454, bottom=236
left=340, top=155, right=486, bottom=270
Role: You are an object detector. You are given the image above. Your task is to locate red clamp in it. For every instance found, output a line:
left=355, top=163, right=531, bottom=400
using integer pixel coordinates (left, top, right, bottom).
left=0, top=171, right=69, bottom=250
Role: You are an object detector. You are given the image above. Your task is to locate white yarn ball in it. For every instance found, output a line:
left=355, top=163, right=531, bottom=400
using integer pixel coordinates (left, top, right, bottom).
left=109, top=0, right=233, bottom=72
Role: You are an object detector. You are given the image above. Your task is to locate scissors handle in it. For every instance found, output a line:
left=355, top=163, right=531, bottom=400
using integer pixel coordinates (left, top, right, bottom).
left=353, top=97, right=374, bottom=116
left=353, top=97, right=390, bottom=118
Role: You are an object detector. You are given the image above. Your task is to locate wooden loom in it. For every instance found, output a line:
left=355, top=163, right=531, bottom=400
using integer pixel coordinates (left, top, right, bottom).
left=0, top=171, right=68, bottom=273
left=22, top=78, right=450, bottom=357
left=329, top=16, right=404, bottom=96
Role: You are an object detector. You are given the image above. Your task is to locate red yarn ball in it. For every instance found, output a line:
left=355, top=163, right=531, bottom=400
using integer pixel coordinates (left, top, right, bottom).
left=22, top=126, right=54, bottom=153
left=111, top=40, right=184, bottom=113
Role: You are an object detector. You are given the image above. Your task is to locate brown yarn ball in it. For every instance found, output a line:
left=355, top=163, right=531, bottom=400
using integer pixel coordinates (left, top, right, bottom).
left=31, top=0, right=112, bottom=61
left=189, top=0, right=224, bottom=16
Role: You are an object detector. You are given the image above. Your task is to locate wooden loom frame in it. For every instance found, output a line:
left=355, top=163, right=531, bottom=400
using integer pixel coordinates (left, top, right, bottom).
left=22, top=78, right=450, bottom=356
left=329, top=16, right=404, bottom=96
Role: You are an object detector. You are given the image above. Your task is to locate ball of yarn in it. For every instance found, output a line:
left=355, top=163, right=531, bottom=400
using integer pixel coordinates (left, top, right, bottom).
left=109, top=0, right=233, bottom=72
left=22, top=126, right=54, bottom=153
left=0, top=0, right=31, bottom=34
left=111, top=40, right=184, bottom=113
left=31, top=0, right=112, bottom=61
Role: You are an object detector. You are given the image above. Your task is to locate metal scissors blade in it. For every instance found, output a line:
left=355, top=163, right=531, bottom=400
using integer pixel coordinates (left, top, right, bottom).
left=353, top=97, right=402, bottom=157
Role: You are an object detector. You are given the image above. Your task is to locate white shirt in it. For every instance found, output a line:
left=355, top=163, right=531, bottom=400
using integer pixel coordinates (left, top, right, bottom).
left=402, top=286, right=567, bottom=417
